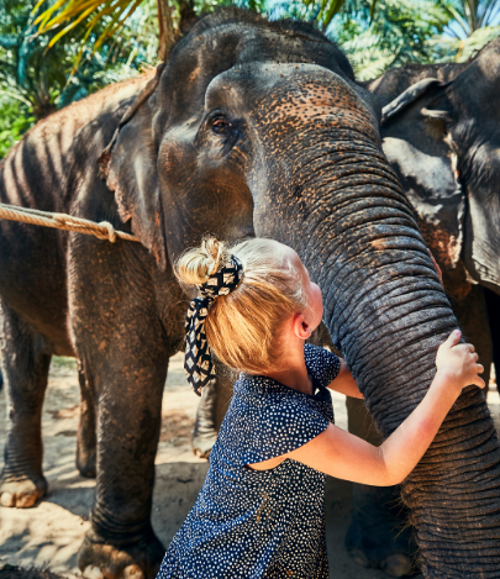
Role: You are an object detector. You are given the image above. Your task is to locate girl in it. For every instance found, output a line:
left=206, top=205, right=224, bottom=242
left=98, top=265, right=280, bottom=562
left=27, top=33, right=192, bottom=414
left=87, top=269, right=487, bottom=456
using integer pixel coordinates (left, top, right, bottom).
left=157, top=236, right=484, bottom=579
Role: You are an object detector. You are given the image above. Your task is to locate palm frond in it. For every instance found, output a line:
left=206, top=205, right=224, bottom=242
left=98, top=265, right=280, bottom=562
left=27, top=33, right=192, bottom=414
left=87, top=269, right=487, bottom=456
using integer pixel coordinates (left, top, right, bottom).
left=320, top=0, right=348, bottom=30
left=94, top=0, right=143, bottom=51
left=31, top=0, right=147, bottom=72
left=33, top=0, right=143, bottom=58
left=431, top=23, right=500, bottom=60
left=32, top=0, right=79, bottom=30
left=46, top=0, right=106, bottom=47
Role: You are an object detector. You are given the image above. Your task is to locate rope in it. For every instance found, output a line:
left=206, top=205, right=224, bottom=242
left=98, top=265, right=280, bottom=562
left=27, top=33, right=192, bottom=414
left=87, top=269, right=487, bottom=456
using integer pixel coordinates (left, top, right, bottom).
left=0, top=203, right=139, bottom=243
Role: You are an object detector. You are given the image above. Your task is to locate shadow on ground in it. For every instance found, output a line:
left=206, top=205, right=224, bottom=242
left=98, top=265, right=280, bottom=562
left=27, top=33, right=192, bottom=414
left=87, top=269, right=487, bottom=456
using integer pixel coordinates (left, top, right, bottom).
left=0, top=565, right=65, bottom=579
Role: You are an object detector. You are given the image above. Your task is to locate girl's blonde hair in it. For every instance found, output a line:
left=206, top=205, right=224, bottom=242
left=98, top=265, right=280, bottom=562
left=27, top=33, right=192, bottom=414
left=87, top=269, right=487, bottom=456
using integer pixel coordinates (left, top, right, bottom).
left=176, top=237, right=309, bottom=374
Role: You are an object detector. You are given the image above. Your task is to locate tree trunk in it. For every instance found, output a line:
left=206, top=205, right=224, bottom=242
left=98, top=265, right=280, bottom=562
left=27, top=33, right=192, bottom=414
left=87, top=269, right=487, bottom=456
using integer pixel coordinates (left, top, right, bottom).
left=157, top=0, right=175, bottom=62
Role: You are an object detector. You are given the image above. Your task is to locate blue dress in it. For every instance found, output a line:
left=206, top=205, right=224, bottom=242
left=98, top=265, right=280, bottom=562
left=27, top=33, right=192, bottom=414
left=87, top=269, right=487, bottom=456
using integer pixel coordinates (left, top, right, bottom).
left=157, top=344, right=340, bottom=579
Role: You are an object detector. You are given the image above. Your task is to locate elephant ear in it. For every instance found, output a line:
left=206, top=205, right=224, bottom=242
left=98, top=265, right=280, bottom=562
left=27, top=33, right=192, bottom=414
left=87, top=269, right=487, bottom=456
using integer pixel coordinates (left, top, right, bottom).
left=99, top=64, right=168, bottom=270
left=380, top=78, right=466, bottom=284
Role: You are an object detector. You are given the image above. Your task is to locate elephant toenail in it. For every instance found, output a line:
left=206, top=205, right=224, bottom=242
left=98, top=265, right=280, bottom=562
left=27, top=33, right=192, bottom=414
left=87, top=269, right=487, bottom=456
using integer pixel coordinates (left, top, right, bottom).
left=0, top=492, right=15, bottom=507
left=16, top=492, right=38, bottom=508
left=122, top=564, right=144, bottom=579
left=348, top=547, right=370, bottom=568
left=382, top=553, right=412, bottom=577
left=83, top=565, right=104, bottom=579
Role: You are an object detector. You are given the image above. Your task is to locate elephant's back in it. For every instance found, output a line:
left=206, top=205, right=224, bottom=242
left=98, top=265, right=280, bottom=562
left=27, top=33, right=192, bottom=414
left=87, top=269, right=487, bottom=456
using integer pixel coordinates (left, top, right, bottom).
left=363, top=62, right=466, bottom=108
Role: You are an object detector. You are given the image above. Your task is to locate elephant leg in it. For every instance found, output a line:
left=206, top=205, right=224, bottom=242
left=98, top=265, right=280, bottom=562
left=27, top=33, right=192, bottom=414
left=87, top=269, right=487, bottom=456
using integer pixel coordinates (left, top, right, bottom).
left=213, top=359, right=237, bottom=430
left=76, top=367, right=97, bottom=478
left=66, top=228, right=187, bottom=578
left=192, top=380, right=218, bottom=458
left=345, top=397, right=416, bottom=577
left=484, top=287, right=500, bottom=388
left=0, top=299, right=51, bottom=508
left=192, top=358, right=237, bottom=458
left=76, top=348, right=167, bottom=579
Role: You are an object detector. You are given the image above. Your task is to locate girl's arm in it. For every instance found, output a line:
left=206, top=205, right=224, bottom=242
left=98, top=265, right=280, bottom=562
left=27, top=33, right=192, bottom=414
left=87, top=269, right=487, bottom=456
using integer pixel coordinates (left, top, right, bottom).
left=328, top=358, right=364, bottom=399
left=289, top=331, right=485, bottom=486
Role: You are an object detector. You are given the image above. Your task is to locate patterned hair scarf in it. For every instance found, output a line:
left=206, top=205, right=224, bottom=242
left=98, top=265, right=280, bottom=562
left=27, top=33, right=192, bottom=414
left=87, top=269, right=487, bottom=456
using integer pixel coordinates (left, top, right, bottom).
left=184, top=255, right=243, bottom=395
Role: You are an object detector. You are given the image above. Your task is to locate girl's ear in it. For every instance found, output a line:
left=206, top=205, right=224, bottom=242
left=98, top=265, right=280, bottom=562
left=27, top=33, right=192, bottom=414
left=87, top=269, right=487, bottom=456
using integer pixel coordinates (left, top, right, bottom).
left=293, top=314, right=312, bottom=340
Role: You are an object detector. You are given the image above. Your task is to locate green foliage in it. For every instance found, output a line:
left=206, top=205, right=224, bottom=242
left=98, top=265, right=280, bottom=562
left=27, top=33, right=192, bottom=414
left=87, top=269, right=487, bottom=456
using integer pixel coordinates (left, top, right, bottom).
left=318, top=0, right=500, bottom=76
left=0, top=97, right=34, bottom=158
left=51, top=356, right=77, bottom=369
left=432, top=22, right=500, bottom=60
left=430, top=0, right=500, bottom=61
left=274, top=0, right=499, bottom=78
left=441, top=0, right=500, bottom=35
left=32, top=0, right=266, bottom=70
left=269, top=0, right=320, bottom=23
left=271, top=0, right=452, bottom=79
left=2, top=0, right=499, bottom=160
left=0, top=0, right=159, bottom=156
left=33, top=0, right=156, bottom=69
left=334, top=0, right=451, bottom=79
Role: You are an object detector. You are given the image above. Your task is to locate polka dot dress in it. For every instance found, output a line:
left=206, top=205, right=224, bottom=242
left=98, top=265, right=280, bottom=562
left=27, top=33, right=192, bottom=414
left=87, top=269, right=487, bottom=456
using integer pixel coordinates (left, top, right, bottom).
left=157, top=344, right=340, bottom=579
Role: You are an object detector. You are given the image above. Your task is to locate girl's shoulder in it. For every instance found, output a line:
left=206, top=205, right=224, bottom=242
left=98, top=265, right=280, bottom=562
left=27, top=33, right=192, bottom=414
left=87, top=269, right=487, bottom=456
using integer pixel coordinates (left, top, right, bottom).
left=304, top=343, right=341, bottom=388
left=216, top=352, right=336, bottom=465
left=223, top=377, right=332, bottom=465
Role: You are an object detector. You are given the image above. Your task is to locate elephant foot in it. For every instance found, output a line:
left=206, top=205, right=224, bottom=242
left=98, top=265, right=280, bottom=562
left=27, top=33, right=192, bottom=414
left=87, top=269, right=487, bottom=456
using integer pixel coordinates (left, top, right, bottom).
left=346, top=484, right=417, bottom=577
left=191, top=430, right=218, bottom=459
left=382, top=554, right=414, bottom=577
left=347, top=545, right=414, bottom=577
left=78, top=527, right=165, bottom=579
left=349, top=548, right=413, bottom=577
left=77, top=447, right=97, bottom=478
left=191, top=378, right=219, bottom=459
left=0, top=474, right=47, bottom=508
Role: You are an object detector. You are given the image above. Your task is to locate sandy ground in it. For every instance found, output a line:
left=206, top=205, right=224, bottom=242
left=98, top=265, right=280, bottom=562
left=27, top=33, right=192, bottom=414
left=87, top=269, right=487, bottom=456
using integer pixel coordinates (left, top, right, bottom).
left=0, top=354, right=498, bottom=579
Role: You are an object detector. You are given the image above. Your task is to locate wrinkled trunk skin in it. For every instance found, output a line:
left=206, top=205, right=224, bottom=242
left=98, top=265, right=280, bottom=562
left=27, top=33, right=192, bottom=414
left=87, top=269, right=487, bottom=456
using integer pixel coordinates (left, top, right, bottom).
left=248, top=74, right=500, bottom=576
left=304, top=165, right=500, bottom=577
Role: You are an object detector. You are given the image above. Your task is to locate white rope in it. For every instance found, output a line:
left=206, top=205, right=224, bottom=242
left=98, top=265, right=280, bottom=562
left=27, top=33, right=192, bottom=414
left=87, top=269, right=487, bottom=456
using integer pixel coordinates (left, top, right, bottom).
left=0, top=203, right=139, bottom=243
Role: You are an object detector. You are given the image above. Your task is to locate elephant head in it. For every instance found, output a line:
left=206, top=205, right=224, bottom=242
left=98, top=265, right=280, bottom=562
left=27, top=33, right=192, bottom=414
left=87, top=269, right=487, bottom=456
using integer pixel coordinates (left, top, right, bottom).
left=367, top=40, right=500, bottom=302
left=99, top=10, right=500, bottom=577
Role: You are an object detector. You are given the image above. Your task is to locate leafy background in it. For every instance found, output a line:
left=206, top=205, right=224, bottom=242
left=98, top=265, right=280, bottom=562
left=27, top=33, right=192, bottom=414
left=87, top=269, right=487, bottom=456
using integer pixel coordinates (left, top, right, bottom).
left=1, top=0, right=499, bottom=157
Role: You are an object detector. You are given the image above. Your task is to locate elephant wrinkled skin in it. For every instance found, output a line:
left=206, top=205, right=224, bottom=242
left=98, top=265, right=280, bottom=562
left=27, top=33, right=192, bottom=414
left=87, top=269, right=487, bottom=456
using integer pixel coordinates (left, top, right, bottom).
left=1, top=10, right=500, bottom=579
left=339, top=38, right=500, bottom=576
left=365, top=40, right=500, bottom=376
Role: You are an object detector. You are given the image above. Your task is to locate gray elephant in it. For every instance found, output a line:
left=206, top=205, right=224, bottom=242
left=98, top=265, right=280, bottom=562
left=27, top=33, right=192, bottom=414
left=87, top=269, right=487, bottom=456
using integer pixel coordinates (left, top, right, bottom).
left=365, top=39, right=500, bottom=374
left=193, top=39, right=500, bottom=576
left=1, top=9, right=500, bottom=579
left=334, top=38, right=500, bottom=576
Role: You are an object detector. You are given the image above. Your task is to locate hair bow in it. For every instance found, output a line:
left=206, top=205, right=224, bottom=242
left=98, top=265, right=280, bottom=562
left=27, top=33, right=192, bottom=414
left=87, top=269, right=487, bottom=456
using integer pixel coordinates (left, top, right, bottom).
left=184, top=255, right=243, bottom=395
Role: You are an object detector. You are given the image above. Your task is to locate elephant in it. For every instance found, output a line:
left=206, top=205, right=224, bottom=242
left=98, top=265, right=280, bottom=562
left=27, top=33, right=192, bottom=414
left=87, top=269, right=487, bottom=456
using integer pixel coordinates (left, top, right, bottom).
left=192, top=40, right=500, bottom=575
left=328, top=39, right=500, bottom=576
left=364, top=40, right=500, bottom=376
left=2, top=8, right=500, bottom=579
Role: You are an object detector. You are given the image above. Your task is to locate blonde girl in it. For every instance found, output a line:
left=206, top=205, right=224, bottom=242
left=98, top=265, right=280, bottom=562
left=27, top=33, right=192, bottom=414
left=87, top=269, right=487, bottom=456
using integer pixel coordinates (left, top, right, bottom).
left=157, top=236, right=484, bottom=579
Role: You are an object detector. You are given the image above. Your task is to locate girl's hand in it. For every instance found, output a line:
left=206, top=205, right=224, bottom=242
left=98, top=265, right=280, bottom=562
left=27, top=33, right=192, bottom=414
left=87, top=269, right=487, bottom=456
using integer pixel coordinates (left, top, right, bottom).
left=435, top=330, right=485, bottom=395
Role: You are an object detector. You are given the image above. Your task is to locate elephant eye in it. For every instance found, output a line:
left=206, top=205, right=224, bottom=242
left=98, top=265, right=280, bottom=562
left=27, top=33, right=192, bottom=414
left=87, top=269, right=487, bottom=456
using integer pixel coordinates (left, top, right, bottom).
left=211, top=116, right=232, bottom=134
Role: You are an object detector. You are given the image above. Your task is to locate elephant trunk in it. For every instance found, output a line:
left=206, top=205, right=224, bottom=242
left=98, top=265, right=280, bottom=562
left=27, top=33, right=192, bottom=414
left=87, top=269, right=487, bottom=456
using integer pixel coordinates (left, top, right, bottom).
left=282, top=137, right=500, bottom=576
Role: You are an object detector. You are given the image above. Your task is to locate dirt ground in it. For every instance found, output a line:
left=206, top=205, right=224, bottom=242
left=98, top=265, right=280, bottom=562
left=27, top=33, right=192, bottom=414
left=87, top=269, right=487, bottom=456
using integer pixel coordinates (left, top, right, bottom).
left=0, top=354, right=498, bottom=579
